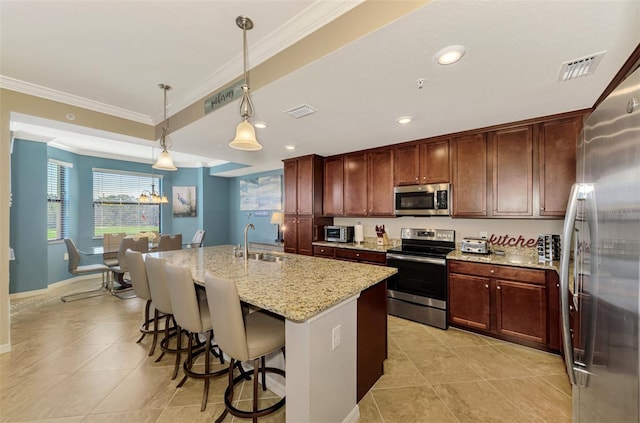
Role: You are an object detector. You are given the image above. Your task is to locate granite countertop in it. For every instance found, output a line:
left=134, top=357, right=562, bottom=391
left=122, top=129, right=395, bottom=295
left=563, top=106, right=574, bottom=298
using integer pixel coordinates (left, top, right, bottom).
left=447, top=249, right=560, bottom=272
left=312, top=239, right=399, bottom=253
left=148, top=245, right=397, bottom=322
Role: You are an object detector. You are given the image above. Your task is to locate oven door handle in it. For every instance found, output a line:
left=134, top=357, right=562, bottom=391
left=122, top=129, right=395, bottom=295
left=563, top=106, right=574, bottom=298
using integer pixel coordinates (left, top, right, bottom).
left=386, top=253, right=446, bottom=266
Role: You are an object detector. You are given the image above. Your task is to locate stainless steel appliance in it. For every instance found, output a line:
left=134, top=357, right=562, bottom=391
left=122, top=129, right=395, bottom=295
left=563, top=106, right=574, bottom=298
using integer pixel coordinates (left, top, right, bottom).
left=324, top=225, right=354, bottom=243
left=394, top=183, right=450, bottom=216
left=461, top=238, right=490, bottom=254
left=560, top=67, right=640, bottom=422
left=386, top=228, right=455, bottom=329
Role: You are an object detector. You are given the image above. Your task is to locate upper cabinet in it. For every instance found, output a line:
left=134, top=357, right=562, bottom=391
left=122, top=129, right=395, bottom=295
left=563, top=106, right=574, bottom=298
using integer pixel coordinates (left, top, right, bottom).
left=491, top=126, right=533, bottom=217
left=323, top=149, right=394, bottom=217
left=452, top=134, right=487, bottom=217
left=539, top=116, right=581, bottom=216
left=394, top=140, right=450, bottom=186
left=451, top=113, right=583, bottom=218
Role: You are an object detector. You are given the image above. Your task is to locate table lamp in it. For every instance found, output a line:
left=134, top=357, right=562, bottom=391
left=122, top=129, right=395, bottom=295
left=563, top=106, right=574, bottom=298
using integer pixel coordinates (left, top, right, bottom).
left=270, top=212, right=284, bottom=243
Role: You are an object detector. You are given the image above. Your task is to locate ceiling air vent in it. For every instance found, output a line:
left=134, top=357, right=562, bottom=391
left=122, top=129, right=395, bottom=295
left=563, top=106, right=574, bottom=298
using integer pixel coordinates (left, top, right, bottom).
left=285, top=104, right=317, bottom=119
left=558, top=51, right=606, bottom=82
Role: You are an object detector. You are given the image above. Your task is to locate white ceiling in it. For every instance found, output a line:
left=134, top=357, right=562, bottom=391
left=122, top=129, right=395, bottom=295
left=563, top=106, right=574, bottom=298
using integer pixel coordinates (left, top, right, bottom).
left=2, top=0, right=639, bottom=176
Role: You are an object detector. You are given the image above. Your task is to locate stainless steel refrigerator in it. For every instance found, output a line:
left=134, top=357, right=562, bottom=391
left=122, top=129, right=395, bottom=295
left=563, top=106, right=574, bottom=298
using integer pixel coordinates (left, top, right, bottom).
left=560, top=66, right=640, bottom=422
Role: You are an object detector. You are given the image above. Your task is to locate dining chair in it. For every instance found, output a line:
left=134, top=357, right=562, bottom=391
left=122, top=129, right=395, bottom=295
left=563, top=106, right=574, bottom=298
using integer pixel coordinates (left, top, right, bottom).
left=108, top=236, right=148, bottom=295
left=188, top=229, right=205, bottom=248
left=60, top=238, right=111, bottom=303
left=165, top=263, right=228, bottom=412
left=157, top=234, right=183, bottom=252
left=204, top=271, right=286, bottom=422
left=102, top=232, right=126, bottom=266
left=125, top=249, right=163, bottom=356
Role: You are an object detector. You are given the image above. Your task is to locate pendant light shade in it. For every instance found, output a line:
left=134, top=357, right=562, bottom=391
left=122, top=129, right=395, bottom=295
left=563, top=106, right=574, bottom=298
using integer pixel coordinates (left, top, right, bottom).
left=229, top=16, right=262, bottom=151
left=230, top=119, right=262, bottom=151
left=153, top=147, right=177, bottom=171
left=153, top=84, right=178, bottom=170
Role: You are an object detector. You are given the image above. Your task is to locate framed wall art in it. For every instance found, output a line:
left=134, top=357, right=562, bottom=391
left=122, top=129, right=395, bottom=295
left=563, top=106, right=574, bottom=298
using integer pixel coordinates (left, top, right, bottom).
left=173, top=186, right=197, bottom=217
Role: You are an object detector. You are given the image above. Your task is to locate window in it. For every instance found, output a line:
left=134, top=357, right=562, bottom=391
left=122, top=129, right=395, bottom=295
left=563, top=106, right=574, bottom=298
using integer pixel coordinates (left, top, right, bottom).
left=92, top=169, right=162, bottom=237
left=47, top=160, right=70, bottom=241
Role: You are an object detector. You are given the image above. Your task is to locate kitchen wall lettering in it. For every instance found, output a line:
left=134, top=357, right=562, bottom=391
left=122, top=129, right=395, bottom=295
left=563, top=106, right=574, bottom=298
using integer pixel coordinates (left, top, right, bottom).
left=488, top=234, right=537, bottom=248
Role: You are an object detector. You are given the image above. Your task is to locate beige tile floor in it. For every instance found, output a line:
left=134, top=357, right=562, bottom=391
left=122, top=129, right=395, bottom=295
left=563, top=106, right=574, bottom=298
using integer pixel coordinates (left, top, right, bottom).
left=1, top=277, right=571, bottom=422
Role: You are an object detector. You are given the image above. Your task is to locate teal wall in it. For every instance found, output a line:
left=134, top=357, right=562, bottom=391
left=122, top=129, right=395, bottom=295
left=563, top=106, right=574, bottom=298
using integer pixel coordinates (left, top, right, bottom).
left=228, top=169, right=284, bottom=246
left=9, top=139, right=232, bottom=294
left=9, top=140, right=48, bottom=293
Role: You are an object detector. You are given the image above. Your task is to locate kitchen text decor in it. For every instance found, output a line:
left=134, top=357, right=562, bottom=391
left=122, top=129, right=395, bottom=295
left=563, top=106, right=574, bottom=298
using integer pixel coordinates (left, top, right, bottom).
left=488, top=234, right=537, bottom=248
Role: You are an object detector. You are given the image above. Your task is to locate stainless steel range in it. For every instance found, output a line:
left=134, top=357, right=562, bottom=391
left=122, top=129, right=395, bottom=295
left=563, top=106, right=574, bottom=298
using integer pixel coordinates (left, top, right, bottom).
left=386, top=228, right=455, bottom=329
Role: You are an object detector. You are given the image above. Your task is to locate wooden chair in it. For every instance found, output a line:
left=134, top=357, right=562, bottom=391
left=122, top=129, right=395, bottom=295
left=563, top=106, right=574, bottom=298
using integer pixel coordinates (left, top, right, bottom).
left=157, top=234, right=182, bottom=251
left=61, top=239, right=111, bottom=303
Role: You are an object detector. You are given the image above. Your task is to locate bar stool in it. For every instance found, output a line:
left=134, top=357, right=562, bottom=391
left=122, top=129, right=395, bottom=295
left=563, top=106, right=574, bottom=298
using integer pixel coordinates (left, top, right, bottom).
left=144, top=256, right=188, bottom=379
left=125, top=249, right=163, bottom=356
left=164, top=263, right=228, bottom=412
left=204, top=271, right=286, bottom=422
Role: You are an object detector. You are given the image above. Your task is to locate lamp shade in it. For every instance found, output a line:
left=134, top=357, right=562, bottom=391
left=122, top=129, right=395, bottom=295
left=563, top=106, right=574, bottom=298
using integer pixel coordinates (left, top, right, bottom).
left=270, top=212, right=284, bottom=225
left=229, top=120, right=262, bottom=151
left=153, top=150, right=177, bottom=171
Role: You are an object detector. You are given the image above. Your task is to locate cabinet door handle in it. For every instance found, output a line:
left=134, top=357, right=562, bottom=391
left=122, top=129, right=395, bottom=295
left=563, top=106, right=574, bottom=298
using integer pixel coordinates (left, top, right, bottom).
left=415, top=177, right=419, bottom=181
left=497, top=286, right=502, bottom=290
left=541, top=207, right=545, bottom=211
left=490, top=269, right=494, bottom=274
left=485, top=284, right=489, bottom=288
left=356, top=253, right=360, bottom=257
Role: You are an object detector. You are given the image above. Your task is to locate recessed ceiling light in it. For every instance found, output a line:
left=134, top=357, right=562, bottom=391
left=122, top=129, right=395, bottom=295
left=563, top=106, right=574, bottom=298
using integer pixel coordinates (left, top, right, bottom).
left=285, top=145, right=296, bottom=150
left=435, top=45, right=466, bottom=65
left=65, top=113, right=76, bottom=121
left=254, top=121, right=268, bottom=129
left=397, top=116, right=413, bottom=125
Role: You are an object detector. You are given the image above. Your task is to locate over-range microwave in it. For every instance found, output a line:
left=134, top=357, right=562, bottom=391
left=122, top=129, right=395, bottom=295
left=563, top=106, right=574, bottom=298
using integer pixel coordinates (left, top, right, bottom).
left=394, top=183, right=451, bottom=216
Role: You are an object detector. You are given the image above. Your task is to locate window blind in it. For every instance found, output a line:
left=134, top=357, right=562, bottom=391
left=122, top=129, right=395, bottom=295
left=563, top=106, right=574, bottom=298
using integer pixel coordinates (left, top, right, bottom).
left=47, top=161, right=69, bottom=241
left=92, top=170, right=162, bottom=237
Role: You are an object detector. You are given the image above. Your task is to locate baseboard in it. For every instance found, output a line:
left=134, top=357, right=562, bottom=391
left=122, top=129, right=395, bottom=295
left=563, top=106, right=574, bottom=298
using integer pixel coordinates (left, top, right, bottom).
left=264, top=374, right=286, bottom=398
left=9, top=274, right=102, bottom=300
left=342, top=405, right=360, bottom=423
left=0, top=342, right=11, bottom=354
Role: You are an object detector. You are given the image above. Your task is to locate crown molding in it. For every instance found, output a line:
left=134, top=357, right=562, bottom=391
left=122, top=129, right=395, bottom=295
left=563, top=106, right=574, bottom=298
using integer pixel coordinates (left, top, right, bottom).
left=0, top=75, right=154, bottom=125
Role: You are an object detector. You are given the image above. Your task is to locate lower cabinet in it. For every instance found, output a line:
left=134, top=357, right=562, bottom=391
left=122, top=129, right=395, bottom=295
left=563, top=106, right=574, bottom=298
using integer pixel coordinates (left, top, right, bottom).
left=357, top=281, right=387, bottom=402
left=448, top=260, right=558, bottom=350
left=313, top=245, right=386, bottom=265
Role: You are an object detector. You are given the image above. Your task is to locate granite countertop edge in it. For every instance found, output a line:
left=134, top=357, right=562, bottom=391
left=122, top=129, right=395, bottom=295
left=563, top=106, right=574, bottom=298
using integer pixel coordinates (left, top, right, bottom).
left=447, top=249, right=560, bottom=273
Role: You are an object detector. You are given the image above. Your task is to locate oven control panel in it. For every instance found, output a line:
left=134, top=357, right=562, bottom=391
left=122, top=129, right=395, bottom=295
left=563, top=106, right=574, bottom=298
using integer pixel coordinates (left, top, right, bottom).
left=400, top=228, right=455, bottom=243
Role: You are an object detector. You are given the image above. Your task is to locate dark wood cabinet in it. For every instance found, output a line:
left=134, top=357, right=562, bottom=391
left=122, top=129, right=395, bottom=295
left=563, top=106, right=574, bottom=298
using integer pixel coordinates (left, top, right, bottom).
left=394, top=140, right=450, bottom=186
left=323, top=149, right=394, bottom=217
left=449, top=272, right=491, bottom=330
left=313, top=245, right=386, bottom=265
left=283, top=155, right=331, bottom=255
left=323, top=157, right=344, bottom=216
left=448, top=260, right=558, bottom=351
left=539, top=116, right=581, bottom=216
left=344, top=153, right=368, bottom=216
left=357, top=281, right=387, bottom=402
left=451, top=134, right=487, bottom=216
left=367, top=149, right=395, bottom=215
left=312, top=245, right=335, bottom=258
left=491, top=125, right=533, bottom=216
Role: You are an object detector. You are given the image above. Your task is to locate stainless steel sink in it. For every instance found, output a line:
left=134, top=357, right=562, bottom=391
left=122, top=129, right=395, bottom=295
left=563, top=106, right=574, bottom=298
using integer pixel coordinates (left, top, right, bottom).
left=239, top=251, right=285, bottom=262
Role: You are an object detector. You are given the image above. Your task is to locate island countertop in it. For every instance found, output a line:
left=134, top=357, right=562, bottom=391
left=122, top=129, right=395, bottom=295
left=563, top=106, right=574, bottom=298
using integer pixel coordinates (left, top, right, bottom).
left=147, top=245, right=397, bottom=322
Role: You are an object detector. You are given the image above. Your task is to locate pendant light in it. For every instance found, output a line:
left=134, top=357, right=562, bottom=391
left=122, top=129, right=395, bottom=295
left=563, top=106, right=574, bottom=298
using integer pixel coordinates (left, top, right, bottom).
left=229, top=16, right=262, bottom=151
left=140, top=147, right=169, bottom=204
left=153, top=83, right=178, bottom=170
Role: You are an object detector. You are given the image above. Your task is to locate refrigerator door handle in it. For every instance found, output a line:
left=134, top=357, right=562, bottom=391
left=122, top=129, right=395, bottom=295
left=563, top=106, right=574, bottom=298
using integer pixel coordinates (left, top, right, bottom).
left=560, top=183, right=581, bottom=385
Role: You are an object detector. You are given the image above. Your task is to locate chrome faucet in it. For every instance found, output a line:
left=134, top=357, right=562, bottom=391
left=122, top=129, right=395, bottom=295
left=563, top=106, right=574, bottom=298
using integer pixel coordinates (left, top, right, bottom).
left=243, top=223, right=255, bottom=260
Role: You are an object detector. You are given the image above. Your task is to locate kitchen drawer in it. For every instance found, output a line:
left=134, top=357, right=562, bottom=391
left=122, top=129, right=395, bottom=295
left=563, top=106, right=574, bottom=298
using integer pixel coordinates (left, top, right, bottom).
left=313, top=245, right=335, bottom=258
left=448, top=260, right=545, bottom=285
left=336, top=248, right=386, bottom=265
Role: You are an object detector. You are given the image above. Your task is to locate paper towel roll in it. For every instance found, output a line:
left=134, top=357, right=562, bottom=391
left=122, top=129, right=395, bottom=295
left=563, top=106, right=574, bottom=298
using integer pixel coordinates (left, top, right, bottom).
left=354, top=223, right=364, bottom=244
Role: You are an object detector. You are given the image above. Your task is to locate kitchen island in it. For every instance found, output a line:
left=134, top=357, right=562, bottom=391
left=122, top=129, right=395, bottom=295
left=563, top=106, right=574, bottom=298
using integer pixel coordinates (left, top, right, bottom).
left=148, top=245, right=397, bottom=423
